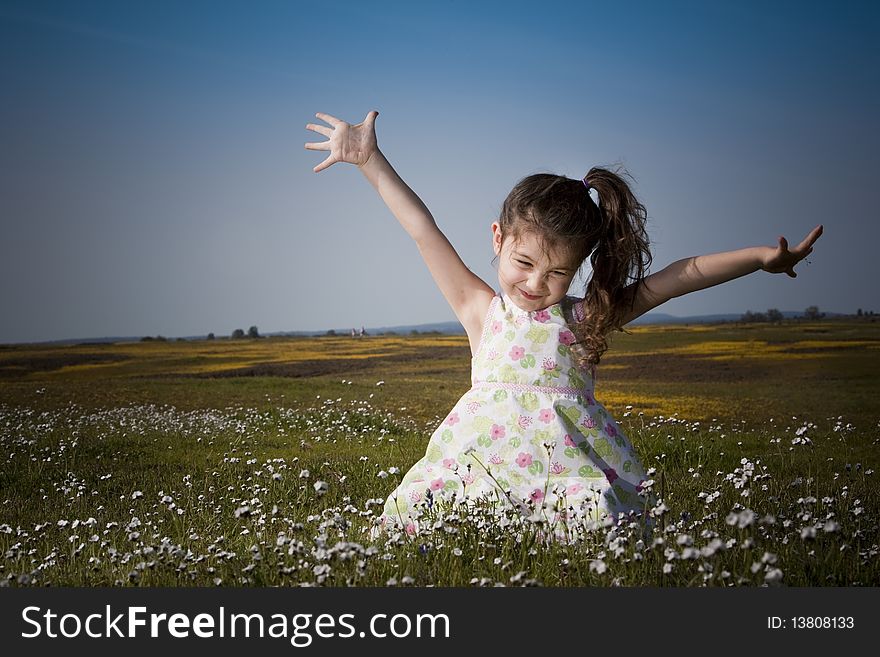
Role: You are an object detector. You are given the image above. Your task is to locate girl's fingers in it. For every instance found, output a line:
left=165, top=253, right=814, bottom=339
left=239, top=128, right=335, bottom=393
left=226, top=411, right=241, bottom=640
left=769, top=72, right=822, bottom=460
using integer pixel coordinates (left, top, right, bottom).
left=313, top=154, right=336, bottom=173
left=305, top=123, right=332, bottom=137
left=304, top=140, right=330, bottom=151
left=803, top=225, right=823, bottom=247
left=315, top=112, right=342, bottom=127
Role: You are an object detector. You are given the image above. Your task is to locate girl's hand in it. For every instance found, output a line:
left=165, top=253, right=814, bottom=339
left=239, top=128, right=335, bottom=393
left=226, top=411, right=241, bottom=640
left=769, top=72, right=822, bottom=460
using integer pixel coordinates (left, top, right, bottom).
left=304, top=110, right=379, bottom=173
left=761, top=224, right=824, bottom=277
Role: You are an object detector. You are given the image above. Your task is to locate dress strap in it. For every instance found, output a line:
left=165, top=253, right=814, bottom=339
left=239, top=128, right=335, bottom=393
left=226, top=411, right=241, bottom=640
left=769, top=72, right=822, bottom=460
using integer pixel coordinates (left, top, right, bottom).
left=471, top=294, right=500, bottom=362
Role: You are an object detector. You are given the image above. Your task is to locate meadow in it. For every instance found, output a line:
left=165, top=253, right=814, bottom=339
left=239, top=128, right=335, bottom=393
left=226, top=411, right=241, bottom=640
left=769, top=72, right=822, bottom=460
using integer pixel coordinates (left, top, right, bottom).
left=1, top=318, right=878, bottom=586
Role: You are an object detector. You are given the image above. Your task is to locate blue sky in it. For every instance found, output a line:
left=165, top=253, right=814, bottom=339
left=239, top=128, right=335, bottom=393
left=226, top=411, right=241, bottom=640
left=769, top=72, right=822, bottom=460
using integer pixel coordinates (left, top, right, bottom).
left=1, top=0, right=877, bottom=343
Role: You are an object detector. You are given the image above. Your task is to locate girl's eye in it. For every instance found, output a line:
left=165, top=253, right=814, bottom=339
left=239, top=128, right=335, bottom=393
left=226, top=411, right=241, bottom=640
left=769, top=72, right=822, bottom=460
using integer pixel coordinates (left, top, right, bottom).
left=516, top=260, right=532, bottom=268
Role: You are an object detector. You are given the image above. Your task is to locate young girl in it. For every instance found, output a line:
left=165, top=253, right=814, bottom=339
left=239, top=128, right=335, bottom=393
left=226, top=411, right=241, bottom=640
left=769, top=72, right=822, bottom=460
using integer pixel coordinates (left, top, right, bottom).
left=305, top=110, right=823, bottom=542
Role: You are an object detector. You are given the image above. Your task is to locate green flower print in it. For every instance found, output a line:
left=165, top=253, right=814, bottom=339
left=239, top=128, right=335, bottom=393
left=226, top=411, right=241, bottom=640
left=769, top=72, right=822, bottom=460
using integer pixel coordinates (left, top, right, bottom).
left=472, top=416, right=493, bottom=433
left=525, top=325, right=550, bottom=345
left=517, top=392, right=540, bottom=413
left=531, top=429, right=553, bottom=448
left=592, top=437, right=614, bottom=461
left=558, top=405, right=582, bottom=427
left=579, top=465, right=601, bottom=478
left=567, top=368, right=585, bottom=390
left=498, top=363, right=518, bottom=383
left=426, top=444, right=443, bottom=463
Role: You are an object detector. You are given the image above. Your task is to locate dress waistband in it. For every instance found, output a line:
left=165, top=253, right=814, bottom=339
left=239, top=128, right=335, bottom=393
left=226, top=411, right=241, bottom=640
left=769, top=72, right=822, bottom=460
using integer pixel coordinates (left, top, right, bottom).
left=470, top=380, right=593, bottom=398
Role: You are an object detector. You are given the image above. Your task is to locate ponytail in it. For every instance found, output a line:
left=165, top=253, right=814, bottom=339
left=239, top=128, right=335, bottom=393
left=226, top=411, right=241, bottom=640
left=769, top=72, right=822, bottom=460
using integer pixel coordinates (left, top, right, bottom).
left=574, top=167, right=652, bottom=365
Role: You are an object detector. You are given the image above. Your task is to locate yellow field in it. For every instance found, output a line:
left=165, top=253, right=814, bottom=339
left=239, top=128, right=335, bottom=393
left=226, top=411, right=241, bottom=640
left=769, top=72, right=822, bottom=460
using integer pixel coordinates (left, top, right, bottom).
left=1, top=319, right=878, bottom=428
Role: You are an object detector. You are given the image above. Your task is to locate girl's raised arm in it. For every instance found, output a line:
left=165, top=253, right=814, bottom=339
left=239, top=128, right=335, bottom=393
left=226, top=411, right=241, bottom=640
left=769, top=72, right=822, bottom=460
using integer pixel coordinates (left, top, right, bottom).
left=617, top=225, right=824, bottom=326
left=305, top=111, right=495, bottom=350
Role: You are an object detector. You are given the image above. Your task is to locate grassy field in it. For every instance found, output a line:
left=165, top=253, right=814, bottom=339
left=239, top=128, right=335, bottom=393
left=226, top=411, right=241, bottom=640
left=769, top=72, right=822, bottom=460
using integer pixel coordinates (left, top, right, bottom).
left=1, top=318, right=878, bottom=586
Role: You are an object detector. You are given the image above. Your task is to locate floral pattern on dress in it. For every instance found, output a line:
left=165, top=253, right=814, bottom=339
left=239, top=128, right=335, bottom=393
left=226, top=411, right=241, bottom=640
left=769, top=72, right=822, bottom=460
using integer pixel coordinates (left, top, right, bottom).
left=372, top=293, right=656, bottom=541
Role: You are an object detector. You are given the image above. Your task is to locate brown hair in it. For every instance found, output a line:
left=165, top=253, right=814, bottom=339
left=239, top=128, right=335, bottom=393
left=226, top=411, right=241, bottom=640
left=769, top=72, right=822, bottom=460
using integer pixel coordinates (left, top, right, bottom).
left=497, top=166, right=652, bottom=365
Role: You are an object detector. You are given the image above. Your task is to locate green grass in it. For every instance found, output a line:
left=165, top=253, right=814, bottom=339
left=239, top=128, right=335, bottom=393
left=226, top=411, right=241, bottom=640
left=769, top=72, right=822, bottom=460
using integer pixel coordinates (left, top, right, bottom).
left=1, top=319, right=878, bottom=586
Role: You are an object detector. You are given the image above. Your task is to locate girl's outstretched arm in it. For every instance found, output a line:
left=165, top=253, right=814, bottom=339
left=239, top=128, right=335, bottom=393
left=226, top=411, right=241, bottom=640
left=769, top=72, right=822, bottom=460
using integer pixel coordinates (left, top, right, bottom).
left=618, top=225, right=824, bottom=325
left=305, top=111, right=494, bottom=351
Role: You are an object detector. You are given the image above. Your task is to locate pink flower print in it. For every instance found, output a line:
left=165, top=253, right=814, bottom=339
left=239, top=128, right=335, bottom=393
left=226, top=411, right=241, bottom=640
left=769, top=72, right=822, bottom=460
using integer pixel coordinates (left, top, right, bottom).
left=487, top=348, right=499, bottom=360
left=405, top=522, right=417, bottom=535
left=490, top=424, right=506, bottom=440
left=538, top=408, right=554, bottom=424
left=489, top=453, right=503, bottom=465
left=430, top=478, right=445, bottom=491
left=530, top=488, right=545, bottom=502
left=443, top=458, right=457, bottom=470
left=542, top=357, right=557, bottom=371
left=462, top=472, right=476, bottom=485
left=445, top=412, right=460, bottom=426
left=517, top=414, right=533, bottom=430
left=533, top=310, right=550, bottom=323
left=491, top=320, right=502, bottom=335
left=605, top=423, right=618, bottom=438
left=559, top=330, right=576, bottom=346
left=564, top=434, right=576, bottom=447
left=409, top=490, right=422, bottom=503
left=466, top=401, right=482, bottom=414
left=509, top=345, right=525, bottom=361
left=550, top=461, right=565, bottom=475
left=566, top=483, right=584, bottom=496
left=515, top=452, right=533, bottom=468
left=581, top=415, right=597, bottom=430
left=603, top=468, right=618, bottom=484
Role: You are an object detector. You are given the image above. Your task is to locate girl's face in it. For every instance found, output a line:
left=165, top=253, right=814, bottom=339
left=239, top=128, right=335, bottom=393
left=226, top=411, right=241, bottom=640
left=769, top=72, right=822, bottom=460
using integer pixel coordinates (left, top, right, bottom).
left=491, top=222, right=579, bottom=312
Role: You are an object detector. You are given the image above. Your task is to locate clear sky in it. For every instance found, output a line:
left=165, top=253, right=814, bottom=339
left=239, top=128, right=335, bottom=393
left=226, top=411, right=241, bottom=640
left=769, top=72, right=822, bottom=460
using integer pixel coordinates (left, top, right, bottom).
left=1, top=0, right=877, bottom=343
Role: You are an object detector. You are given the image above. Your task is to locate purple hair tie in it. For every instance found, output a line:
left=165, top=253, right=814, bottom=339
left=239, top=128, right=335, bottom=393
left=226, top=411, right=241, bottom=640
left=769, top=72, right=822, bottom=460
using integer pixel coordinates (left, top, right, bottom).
left=582, top=179, right=592, bottom=192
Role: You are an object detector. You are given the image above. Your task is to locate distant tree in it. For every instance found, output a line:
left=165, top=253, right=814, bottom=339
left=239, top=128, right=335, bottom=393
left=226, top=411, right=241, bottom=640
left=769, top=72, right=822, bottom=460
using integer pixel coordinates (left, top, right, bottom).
left=248, top=325, right=260, bottom=339
left=177, top=337, right=187, bottom=342
left=741, top=310, right=766, bottom=323
left=766, top=308, right=783, bottom=323
left=140, top=336, right=154, bottom=342
left=857, top=308, right=863, bottom=317
left=325, top=329, right=337, bottom=336
left=804, top=306, right=822, bottom=320
left=231, top=328, right=245, bottom=339
left=207, top=332, right=215, bottom=340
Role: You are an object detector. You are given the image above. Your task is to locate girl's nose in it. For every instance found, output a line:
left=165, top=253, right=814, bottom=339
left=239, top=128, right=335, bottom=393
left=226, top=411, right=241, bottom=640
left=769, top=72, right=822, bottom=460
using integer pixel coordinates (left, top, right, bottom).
left=527, top=272, right=547, bottom=292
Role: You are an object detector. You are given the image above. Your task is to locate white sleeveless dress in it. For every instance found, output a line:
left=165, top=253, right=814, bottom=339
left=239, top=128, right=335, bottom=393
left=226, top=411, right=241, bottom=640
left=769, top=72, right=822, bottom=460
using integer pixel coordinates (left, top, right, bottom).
left=372, top=293, right=655, bottom=541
